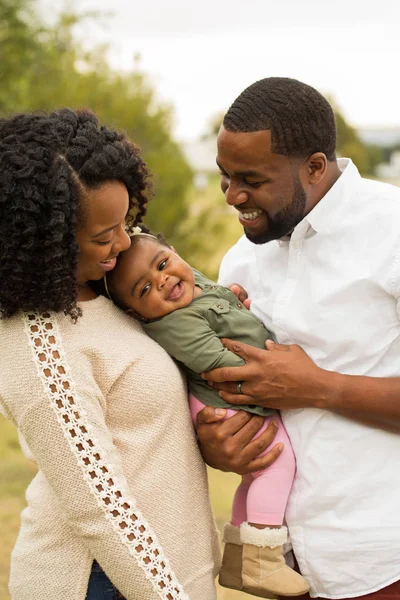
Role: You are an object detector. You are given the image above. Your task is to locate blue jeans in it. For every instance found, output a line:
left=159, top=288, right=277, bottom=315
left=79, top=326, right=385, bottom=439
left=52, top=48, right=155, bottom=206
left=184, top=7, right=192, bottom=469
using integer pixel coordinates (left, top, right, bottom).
left=85, top=561, right=126, bottom=600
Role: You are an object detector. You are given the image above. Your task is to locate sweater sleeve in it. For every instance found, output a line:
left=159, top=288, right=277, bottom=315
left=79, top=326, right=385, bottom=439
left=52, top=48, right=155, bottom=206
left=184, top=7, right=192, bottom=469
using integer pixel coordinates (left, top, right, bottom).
left=15, top=312, right=189, bottom=600
left=145, top=309, right=244, bottom=373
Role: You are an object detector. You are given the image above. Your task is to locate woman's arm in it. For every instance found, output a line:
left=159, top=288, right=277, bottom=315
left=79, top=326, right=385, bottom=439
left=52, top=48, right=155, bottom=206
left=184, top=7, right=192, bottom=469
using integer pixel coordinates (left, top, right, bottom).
left=14, top=313, right=188, bottom=600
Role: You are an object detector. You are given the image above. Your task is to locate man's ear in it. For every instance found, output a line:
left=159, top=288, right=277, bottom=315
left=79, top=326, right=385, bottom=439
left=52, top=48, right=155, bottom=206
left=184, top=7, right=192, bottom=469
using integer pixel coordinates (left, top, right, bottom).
left=306, top=152, right=328, bottom=185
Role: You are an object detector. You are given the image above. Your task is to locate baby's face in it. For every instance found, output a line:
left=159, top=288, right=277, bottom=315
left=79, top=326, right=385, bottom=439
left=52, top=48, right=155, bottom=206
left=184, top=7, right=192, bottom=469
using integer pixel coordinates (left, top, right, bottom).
left=109, top=238, right=196, bottom=320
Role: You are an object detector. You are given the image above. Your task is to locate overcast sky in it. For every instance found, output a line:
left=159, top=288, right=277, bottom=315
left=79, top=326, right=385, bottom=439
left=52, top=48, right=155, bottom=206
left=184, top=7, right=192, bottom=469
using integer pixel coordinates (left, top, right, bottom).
left=44, top=0, right=400, bottom=140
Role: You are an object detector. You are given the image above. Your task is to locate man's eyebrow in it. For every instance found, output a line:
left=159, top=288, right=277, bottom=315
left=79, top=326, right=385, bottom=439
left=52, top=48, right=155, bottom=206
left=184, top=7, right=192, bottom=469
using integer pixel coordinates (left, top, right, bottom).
left=92, top=225, right=118, bottom=239
left=216, top=160, right=265, bottom=178
left=237, top=170, right=264, bottom=178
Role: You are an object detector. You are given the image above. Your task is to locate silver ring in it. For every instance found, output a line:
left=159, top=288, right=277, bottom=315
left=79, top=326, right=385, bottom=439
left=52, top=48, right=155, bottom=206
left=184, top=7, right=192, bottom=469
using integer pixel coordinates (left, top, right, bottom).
left=236, top=381, right=243, bottom=394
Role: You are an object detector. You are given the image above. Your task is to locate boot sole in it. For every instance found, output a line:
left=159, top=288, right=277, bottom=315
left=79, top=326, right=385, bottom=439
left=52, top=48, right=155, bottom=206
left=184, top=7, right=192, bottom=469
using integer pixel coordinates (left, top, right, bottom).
left=218, top=578, right=242, bottom=592
left=243, top=583, right=306, bottom=598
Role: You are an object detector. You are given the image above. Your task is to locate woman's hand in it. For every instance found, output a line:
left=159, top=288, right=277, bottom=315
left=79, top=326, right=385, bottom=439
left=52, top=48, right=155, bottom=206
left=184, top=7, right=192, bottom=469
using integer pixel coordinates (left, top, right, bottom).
left=196, top=406, right=283, bottom=475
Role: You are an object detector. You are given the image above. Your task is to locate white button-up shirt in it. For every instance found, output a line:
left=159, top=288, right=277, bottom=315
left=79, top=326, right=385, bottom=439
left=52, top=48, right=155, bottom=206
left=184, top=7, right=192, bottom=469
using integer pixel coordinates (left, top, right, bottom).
left=218, top=159, right=400, bottom=599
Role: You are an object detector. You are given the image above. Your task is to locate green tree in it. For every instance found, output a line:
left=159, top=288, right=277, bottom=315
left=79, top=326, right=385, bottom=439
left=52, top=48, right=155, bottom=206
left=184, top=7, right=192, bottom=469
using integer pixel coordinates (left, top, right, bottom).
left=334, top=109, right=369, bottom=174
left=0, top=0, right=192, bottom=246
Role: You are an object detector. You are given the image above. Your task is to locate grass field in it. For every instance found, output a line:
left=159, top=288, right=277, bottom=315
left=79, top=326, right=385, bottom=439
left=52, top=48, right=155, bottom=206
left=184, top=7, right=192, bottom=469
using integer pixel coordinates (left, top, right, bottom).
left=0, top=414, right=259, bottom=599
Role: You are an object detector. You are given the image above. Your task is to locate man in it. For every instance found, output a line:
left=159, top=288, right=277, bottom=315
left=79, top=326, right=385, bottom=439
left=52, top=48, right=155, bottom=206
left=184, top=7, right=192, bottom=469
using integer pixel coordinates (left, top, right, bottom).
left=196, top=78, right=400, bottom=600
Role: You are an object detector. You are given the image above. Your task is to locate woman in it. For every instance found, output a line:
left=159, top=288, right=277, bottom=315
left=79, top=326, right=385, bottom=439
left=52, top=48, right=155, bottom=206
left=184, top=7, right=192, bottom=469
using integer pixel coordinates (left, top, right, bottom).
left=0, top=109, right=220, bottom=600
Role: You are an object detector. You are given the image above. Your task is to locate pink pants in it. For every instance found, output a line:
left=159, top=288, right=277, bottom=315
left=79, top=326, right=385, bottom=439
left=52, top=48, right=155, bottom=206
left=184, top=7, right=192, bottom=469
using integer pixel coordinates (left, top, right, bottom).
left=190, top=395, right=296, bottom=526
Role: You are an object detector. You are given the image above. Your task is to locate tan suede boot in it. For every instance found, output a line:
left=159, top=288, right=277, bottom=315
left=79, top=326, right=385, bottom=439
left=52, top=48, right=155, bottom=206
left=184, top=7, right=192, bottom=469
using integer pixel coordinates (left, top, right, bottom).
left=218, top=523, right=243, bottom=591
left=240, top=522, right=310, bottom=598
left=219, top=524, right=278, bottom=599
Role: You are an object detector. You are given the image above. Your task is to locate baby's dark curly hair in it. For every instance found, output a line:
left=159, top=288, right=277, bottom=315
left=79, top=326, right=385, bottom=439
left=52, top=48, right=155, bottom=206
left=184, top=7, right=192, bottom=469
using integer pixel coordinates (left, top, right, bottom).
left=0, top=108, right=153, bottom=320
left=223, top=77, right=337, bottom=161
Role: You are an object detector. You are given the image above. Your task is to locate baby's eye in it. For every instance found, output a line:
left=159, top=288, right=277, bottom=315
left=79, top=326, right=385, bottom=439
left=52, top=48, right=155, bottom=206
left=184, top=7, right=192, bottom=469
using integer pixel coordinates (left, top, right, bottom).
left=158, top=259, right=168, bottom=270
left=140, top=283, right=151, bottom=297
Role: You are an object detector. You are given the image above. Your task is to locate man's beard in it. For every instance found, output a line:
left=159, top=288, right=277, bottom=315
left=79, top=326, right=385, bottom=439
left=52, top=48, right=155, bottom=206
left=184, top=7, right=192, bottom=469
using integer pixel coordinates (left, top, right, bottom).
left=245, top=176, right=307, bottom=245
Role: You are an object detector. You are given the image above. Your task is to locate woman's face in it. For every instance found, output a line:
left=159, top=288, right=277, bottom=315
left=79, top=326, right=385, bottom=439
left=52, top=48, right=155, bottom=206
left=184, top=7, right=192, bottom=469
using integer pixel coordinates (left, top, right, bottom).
left=76, top=180, right=131, bottom=285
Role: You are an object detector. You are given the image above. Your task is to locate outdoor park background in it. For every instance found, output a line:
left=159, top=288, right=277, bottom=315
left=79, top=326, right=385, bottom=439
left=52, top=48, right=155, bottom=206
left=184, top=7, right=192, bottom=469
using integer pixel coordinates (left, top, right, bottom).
left=1, top=0, right=400, bottom=598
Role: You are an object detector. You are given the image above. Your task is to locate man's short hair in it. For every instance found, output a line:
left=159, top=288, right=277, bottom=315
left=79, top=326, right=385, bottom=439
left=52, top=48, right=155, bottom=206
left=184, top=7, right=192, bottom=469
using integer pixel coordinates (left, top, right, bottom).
left=223, top=77, right=337, bottom=161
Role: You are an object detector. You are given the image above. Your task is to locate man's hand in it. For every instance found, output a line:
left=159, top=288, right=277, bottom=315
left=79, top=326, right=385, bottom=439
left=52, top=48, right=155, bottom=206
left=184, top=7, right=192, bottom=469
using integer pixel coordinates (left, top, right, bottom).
left=228, top=283, right=251, bottom=309
left=202, top=339, right=332, bottom=410
left=196, top=406, right=283, bottom=474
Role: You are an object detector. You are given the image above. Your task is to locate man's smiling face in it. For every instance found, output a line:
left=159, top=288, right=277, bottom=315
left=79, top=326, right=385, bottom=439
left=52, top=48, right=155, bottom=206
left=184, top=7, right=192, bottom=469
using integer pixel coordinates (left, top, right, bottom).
left=216, top=127, right=308, bottom=244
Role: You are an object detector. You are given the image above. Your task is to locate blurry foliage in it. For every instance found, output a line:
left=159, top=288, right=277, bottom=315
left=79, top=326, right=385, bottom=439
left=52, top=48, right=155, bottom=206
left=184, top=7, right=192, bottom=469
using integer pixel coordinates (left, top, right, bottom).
left=0, top=0, right=193, bottom=248
left=334, top=108, right=384, bottom=176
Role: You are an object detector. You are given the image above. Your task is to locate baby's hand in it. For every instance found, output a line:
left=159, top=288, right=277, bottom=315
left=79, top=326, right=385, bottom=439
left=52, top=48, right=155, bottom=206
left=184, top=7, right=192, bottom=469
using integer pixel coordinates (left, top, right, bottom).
left=228, top=283, right=251, bottom=309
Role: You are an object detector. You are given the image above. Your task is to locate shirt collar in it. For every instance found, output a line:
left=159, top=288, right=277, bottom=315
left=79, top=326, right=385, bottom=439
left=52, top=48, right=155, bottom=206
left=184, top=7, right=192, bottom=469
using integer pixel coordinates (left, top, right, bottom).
left=303, top=158, right=360, bottom=235
left=277, top=158, right=361, bottom=246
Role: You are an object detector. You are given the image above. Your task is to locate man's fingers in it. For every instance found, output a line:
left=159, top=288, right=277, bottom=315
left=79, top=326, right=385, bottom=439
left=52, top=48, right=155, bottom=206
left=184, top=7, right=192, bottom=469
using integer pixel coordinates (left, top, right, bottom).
left=265, top=340, right=291, bottom=352
left=197, top=408, right=254, bottom=435
left=202, top=365, right=247, bottom=383
left=218, top=390, right=254, bottom=404
left=231, top=414, right=275, bottom=448
left=228, top=283, right=248, bottom=303
left=221, top=338, right=253, bottom=361
left=236, top=418, right=280, bottom=461
left=201, top=340, right=260, bottom=383
left=243, top=298, right=252, bottom=309
left=243, top=442, right=284, bottom=474
left=196, top=405, right=226, bottom=426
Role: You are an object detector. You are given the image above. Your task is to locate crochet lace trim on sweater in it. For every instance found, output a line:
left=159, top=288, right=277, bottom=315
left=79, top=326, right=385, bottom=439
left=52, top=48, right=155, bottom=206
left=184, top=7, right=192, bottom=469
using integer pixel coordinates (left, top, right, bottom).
left=24, top=312, right=189, bottom=600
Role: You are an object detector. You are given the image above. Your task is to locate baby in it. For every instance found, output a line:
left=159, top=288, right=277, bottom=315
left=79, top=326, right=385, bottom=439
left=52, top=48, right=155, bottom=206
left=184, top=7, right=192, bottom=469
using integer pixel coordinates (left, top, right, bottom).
left=105, top=228, right=309, bottom=599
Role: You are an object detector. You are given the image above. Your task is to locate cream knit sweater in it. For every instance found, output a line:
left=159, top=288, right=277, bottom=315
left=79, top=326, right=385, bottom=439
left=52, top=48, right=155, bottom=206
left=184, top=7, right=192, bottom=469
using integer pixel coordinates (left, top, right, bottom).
left=0, top=296, right=221, bottom=600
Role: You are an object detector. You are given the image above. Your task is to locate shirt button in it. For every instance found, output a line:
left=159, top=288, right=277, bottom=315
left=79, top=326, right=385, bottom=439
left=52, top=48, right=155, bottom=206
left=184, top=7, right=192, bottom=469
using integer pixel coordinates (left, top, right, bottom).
left=217, top=304, right=223, bottom=309
left=210, top=286, right=217, bottom=290
left=237, top=303, right=243, bottom=309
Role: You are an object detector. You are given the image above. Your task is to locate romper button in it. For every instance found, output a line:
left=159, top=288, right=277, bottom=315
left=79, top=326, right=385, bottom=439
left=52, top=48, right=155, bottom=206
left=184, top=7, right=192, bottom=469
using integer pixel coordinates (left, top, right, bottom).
left=211, top=285, right=217, bottom=289
left=217, top=304, right=223, bottom=309
left=237, top=303, right=242, bottom=308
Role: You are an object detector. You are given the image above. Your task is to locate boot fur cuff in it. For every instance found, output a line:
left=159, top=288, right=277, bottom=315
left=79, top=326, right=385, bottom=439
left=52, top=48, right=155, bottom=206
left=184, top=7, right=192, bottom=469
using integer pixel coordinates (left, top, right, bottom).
left=240, top=522, right=288, bottom=548
left=223, top=522, right=242, bottom=545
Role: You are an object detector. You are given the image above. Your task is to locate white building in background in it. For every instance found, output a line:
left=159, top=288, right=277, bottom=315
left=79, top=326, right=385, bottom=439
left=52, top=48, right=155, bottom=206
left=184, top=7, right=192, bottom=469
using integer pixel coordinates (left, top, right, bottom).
left=358, top=126, right=400, bottom=147
left=376, top=151, right=400, bottom=182
left=182, top=138, right=218, bottom=189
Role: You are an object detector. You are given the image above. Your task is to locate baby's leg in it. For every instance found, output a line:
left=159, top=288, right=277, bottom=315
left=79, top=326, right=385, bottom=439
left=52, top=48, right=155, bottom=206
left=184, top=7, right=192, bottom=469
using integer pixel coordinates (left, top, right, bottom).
left=247, top=415, right=295, bottom=526
left=189, top=396, right=308, bottom=596
left=189, top=395, right=250, bottom=526
left=238, top=417, right=309, bottom=597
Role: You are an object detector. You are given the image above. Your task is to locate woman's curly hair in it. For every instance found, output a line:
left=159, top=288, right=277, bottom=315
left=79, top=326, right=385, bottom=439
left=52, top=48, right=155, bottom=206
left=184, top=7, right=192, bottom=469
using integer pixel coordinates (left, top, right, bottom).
left=0, top=108, right=153, bottom=320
